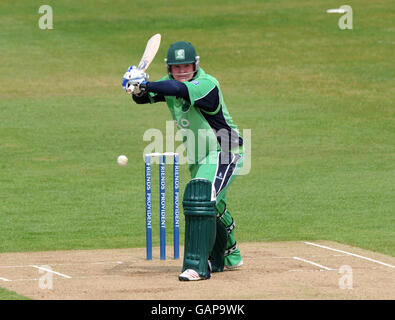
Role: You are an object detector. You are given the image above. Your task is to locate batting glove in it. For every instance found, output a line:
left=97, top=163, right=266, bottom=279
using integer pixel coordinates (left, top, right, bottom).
left=122, top=65, right=149, bottom=94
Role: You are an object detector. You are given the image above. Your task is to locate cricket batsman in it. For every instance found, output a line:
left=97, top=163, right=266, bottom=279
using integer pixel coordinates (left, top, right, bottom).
left=122, top=41, right=244, bottom=281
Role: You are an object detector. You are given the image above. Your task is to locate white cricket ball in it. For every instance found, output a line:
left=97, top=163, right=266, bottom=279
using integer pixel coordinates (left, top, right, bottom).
left=117, top=155, right=128, bottom=166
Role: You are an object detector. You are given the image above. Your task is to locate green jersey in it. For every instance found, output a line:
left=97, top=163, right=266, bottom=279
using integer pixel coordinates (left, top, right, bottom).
left=148, top=68, right=243, bottom=164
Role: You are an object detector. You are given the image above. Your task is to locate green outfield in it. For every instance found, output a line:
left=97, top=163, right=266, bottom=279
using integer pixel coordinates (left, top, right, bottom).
left=0, top=0, right=394, bottom=299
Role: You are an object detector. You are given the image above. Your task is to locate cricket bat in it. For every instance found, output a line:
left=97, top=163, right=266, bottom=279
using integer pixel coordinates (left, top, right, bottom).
left=127, top=34, right=161, bottom=93
left=137, top=33, right=162, bottom=72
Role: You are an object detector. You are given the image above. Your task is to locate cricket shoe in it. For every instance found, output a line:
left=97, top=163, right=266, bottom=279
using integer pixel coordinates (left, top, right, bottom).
left=224, top=246, right=243, bottom=270
left=224, top=260, right=243, bottom=270
left=178, top=269, right=210, bottom=281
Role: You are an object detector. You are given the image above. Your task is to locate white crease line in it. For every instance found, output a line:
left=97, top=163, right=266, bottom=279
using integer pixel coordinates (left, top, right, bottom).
left=273, top=254, right=346, bottom=259
left=288, top=269, right=330, bottom=273
left=91, top=261, right=124, bottom=265
left=305, top=242, right=395, bottom=269
left=293, top=257, right=334, bottom=271
left=0, top=265, right=27, bottom=268
left=0, top=277, right=11, bottom=282
left=30, top=265, right=72, bottom=279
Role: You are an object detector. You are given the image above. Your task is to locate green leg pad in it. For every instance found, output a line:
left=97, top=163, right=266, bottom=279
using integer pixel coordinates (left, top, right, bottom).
left=209, top=218, right=227, bottom=272
left=182, top=179, right=217, bottom=279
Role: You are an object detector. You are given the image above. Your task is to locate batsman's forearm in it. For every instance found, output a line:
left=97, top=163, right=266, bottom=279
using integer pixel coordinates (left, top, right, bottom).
left=132, top=92, right=151, bottom=104
left=132, top=92, right=166, bottom=104
left=145, top=80, right=190, bottom=101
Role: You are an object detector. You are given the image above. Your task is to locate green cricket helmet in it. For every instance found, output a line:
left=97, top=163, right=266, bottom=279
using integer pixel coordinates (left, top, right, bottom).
left=165, top=41, right=200, bottom=78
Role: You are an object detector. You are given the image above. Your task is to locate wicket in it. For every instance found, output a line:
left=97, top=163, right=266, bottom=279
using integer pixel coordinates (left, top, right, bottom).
left=144, top=152, right=180, bottom=260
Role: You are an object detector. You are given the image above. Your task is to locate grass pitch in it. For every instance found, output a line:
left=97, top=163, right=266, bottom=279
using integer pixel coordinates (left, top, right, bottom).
left=0, top=0, right=394, bottom=293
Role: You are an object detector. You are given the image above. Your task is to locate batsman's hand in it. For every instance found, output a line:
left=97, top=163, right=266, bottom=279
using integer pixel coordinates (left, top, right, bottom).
left=122, top=65, right=149, bottom=94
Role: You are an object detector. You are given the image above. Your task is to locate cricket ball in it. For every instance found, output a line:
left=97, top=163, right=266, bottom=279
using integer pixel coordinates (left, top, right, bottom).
left=117, top=155, right=128, bottom=166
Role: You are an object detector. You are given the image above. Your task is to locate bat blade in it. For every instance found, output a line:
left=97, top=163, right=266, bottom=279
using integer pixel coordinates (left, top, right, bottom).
left=137, top=33, right=161, bottom=72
